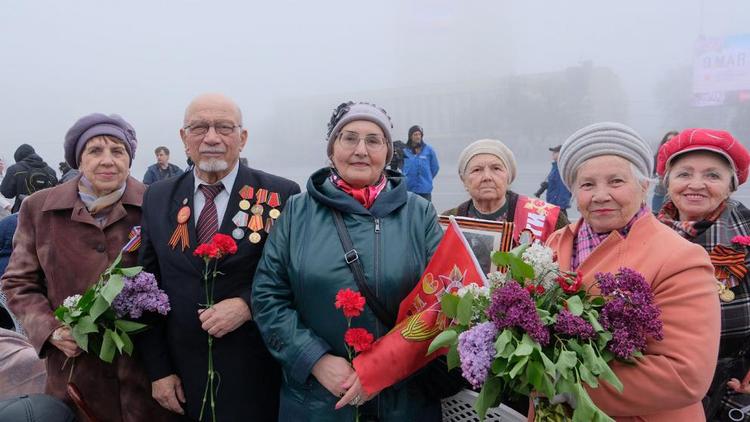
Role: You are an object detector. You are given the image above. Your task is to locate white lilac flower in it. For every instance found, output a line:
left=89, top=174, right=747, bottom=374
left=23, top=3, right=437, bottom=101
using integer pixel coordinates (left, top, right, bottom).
left=487, top=271, right=507, bottom=288
left=63, top=294, right=82, bottom=309
left=457, top=283, right=490, bottom=299
left=522, top=241, right=559, bottom=279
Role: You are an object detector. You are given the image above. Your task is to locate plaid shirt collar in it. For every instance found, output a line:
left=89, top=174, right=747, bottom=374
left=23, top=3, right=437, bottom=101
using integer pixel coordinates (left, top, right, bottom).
left=572, top=205, right=648, bottom=270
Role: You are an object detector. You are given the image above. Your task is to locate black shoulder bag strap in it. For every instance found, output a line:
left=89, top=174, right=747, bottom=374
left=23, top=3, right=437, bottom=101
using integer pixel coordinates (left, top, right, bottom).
left=329, top=208, right=396, bottom=328
left=329, top=207, right=466, bottom=399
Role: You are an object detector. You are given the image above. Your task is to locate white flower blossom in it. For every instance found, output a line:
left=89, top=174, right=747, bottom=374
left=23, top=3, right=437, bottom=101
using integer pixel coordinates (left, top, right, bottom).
left=487, top=271, right=507, bottom=287
left=522, top=241, right=559, bottom=279
left=63, top=294, right=82, bottom=309
left=457, top=283, right=491, bottom=299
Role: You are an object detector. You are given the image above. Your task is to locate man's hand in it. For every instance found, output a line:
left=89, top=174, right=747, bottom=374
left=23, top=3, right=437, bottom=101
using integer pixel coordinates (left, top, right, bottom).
left=311, top=354, right=355, bottom=398
left=199, top=297, right=251, bottom=338
left=152, top=374, right=186, bottom=414
left=49, top=327, right=82, bottom=358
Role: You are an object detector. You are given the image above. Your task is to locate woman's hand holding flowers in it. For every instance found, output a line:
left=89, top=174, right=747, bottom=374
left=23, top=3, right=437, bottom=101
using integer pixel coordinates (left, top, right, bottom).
left=49, top=326, right=82, bottom=358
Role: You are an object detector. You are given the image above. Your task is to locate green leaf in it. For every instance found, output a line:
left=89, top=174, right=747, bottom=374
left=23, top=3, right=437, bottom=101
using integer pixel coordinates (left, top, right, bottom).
left=446, top=344, right=460, bottom=370
left=494, top=330, right=513, bottom=355
left=526, top=360, right=544, bottom=391
left=572, top=382, right=615, bottom=422
left=510, top=259, right=535, bottom=280
left=428, top=330, right=457, bottom=355
left=110, top=329, right=125, bottom=353
left=101, top=274, right=124, bottom=304
left=590, top=296, right=606, bottom=307
left=491, top=358, right=508, bottom=375
left=579, top=363, right=599, bottom=388
left=89, top=296, right=109, bottom=321
left=118, top=266, right=143, bottom=277
left=114, top=319, right=147, bottom=333
left=566, top=339, right=584, bottom=355
left=119, top=331, right=134, bottom=355
left=105, top=252, right=123, bottom=273
left=556, top=350, right=578, bottom=374
left=75, top=316, right=99, bottom=334
left=70, top=326, right=89, bottom=352
left=508, top=355, right=529, bottom=379
left=582, top=343, right=600, bottom=373
left=99, top=329, right=116, bottom=363
left=440, top=293, right=460, bottom=318
left=53, top=307, right=67, bottom=320
left=597, top=355, right=623, bottom=392
left=76, top=289, right=97, bottom=312
left=456, top=293, right=474, bottom=325
left=586, top=312, right=604, bottom=332
left=513, top=341, right=534, bottom=357
left=566, top=295, right=584, bottom=316
left=475, top=376, right=502, bottom=420
left=539, top=351, right=556, bottom=377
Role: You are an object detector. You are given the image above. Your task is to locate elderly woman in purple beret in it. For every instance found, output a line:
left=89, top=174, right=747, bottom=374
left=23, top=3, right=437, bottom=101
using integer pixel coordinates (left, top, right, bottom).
left=1, top=114, right=172, bottom=421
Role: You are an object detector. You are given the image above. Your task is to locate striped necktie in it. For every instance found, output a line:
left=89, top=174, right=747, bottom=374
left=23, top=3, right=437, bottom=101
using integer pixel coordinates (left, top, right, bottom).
left=196, top=183, right=224, bottom=245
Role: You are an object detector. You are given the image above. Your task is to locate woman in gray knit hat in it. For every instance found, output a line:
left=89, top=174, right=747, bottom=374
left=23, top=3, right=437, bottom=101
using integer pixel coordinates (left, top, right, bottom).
left=253, top=101, right=452, bottom=421
left=539, top=122, right=720, bottom=420
left=443, top=138, right=568, bottom=248
left=2, top=113, right=172, bottom=421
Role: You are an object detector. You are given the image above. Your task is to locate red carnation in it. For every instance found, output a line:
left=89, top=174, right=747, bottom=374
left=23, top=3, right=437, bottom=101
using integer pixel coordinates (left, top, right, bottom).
left=732, top=235, right=750, bottom=246
left=194, top=243, right=219, bottom=259
left=344, top=328, right=374, bottom=353
left=335, top=288, right=366, bottom=318
left=558, top=272, right=583, bottom=294
left=211, top=233, right=238, bottom=257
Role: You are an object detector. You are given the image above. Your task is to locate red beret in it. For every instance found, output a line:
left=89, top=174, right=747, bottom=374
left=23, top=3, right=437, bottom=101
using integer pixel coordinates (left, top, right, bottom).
left=656, top=128, right=750, bottom=186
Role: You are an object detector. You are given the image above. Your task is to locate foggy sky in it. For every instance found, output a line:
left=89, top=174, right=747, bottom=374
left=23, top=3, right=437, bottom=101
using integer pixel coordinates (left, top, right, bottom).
left=1, top=0, right=748, bottom=211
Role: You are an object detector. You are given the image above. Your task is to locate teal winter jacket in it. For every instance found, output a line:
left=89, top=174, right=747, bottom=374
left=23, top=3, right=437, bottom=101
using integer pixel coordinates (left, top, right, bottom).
left=252, top=168, right=444, bottom=421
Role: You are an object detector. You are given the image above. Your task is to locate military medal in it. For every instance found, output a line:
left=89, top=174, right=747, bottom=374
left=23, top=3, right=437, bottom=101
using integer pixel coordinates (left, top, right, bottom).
left=717, top=281, right=736, bottom=302
left=248, top=214, right=264, bottom=244
left=239, top=186, right=254, bottom=211
left=268, top=192, right=281, bottom=219
left=251, top=188, right=268, bottom=216
left=168, top=204, right=191, bottom=251
left=265, top=217, right=274, bottom=233
left=231, top=211, right=249, bottom=240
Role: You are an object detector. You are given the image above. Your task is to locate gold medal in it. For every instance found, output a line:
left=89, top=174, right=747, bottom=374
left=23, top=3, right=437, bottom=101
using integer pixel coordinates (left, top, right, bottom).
left=177, top=206, right=191, bottom=224
left=251, top=204, right=264, bottom=215
left=249, top=232, right=261, bottom=244
left=239, top=199, right=251, bottom=211
left=720, top=288, right=736, bottom=302
left=269, top=208, right=281, bottom=219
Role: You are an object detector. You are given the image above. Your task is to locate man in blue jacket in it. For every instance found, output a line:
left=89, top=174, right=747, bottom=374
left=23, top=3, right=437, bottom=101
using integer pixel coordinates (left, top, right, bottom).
left=142, top=146, right=183, bottom=185
left=534, top=145, right=571, bottom=216
left=402, top=125, right=439, bottom=201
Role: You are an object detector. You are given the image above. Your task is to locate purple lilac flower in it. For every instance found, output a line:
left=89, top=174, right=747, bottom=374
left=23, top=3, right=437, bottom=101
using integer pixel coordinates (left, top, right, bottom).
left=112, top=271, right=170, bottom=319
left=596, top=268, right=663, bottom=359
left=457, top=322, right=498, bottom=388
left=554, top=308, right=596, bottom=340
left=486, top=281, right=550, bottom=346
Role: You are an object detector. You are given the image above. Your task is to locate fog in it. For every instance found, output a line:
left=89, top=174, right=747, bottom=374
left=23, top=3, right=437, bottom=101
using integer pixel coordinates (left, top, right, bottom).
left=2, top=0, right=749, bottom=214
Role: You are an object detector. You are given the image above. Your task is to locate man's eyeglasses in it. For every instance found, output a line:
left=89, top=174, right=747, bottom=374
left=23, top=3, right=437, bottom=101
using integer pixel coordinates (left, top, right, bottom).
left=184, top=122, right=241, bottom=137
left=338, top=131, right=387, bottom=150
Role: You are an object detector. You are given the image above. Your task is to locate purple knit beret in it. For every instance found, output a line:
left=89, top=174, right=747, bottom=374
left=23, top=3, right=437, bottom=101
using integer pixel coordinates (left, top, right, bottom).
left=64, top=113, right=137, bottom=169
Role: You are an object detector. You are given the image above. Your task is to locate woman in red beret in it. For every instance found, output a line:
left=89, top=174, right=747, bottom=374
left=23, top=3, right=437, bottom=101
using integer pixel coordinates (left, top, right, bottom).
left=655, top=128, right=750, bottom=421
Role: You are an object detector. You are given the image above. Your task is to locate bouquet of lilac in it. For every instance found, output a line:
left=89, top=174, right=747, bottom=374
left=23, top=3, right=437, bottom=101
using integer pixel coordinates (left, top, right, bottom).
left=54, top=252, right=170, bottom=363
left=429, top=242, right=663, bottom=421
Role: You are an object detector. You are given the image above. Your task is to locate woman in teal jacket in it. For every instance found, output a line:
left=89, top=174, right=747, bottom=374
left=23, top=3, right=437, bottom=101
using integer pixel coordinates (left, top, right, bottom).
left=252, top=102, right=443, bottom=421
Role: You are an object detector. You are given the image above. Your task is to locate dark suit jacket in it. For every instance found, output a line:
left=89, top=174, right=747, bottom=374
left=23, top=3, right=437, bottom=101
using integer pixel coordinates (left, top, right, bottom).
left=138, top=165, right=301, bottom=422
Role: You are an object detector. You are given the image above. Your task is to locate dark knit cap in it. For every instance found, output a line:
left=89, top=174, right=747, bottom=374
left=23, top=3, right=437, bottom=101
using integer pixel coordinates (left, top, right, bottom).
left=13, top=144, right=35, bottom=163
left=64, top=113, right=137, bottom=169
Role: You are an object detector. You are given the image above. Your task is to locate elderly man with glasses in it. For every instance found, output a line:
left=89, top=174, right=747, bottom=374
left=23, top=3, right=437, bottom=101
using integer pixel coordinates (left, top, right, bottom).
left=137, top=93, right=300, bottom=421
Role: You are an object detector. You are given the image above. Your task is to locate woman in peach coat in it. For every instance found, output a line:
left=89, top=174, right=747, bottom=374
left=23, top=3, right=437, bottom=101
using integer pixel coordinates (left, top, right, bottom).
left=540, top=122, right=721, bottom=421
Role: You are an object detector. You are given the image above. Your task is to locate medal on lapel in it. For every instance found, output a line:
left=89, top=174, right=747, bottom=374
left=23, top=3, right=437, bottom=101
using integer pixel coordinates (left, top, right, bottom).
left=239, top=185, right=254, bottom=211
left=265, top=217, right=274, bottom=233
left=169, top=200, right=191, bottom=251
left=717, top=281, right=736, bottom=302
left=268, top=192, right=281, bottom=219
left=251, top=188, right=268, bottom=216
left=248, top=214, right=263, bottom=244
left=231, top=210, right=250, bottom=240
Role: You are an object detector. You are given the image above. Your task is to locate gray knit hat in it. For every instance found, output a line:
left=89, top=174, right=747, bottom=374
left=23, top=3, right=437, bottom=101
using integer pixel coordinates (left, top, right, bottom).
left=558, top=122, right=652, bottom=190
left=326, top=102, right=393, bottom=162
left=457, top=139, right=517, bottom=184
left=64, top=113, right=137, bottom=169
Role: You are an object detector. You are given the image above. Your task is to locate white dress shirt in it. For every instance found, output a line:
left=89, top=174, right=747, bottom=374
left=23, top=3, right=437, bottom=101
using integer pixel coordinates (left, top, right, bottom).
left=192, top=161, right=239, bottom=227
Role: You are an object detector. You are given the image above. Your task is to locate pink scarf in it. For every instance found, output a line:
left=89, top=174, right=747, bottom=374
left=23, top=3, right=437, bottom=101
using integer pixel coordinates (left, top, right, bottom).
left=330, top=171, right=387, bottom=209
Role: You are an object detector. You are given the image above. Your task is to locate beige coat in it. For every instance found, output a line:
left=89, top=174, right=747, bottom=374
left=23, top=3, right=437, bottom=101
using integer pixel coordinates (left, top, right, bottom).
left=1, top=176, right=173, bottom=422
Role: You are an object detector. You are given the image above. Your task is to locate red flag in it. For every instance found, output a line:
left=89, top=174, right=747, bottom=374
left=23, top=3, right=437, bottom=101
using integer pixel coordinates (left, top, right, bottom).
left=353, top=217, right=487, bottom=395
